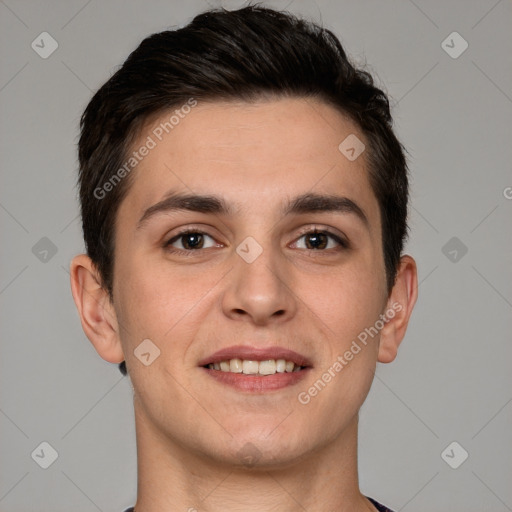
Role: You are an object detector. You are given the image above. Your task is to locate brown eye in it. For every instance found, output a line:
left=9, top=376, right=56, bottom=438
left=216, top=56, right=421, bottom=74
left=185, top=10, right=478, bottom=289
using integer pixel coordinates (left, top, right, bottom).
left=304, top=232, right=328, bottom=249
left=180, top=233, right=204, bottom=249
left=165, top=231, right=217, bottom=251
left=293, top=229, right=348, bottom=251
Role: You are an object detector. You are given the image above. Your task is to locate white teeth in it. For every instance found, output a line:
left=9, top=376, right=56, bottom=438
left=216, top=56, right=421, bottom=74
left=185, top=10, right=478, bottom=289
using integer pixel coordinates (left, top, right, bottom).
left=259, top=360, right=276, bottom=375
left=207, top=358, right=304, bottom=375
left=229, top=358, right=243, bottom=373
left=242, top=360, right=259, bottom=374
left=276, top=359, right=286, bottom=372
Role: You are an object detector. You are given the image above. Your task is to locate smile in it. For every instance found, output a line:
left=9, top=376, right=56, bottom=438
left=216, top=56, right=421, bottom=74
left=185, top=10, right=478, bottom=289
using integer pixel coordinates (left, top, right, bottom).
left=204, top=358, right=305, bottom=375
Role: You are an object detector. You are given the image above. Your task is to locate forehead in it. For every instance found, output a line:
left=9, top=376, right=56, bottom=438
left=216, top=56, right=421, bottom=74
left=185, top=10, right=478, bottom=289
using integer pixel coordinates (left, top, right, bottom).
left=117, top=97, right=378, bottom=229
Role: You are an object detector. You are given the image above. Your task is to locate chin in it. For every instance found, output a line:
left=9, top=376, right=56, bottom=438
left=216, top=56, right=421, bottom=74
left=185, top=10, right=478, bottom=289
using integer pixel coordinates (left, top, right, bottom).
left=228, top=429, right=314, bottom=467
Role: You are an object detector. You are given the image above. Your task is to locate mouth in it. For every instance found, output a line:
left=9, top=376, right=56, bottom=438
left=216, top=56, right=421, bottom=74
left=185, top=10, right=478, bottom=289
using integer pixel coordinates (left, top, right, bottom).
left=198, top=345, right=312, bottom=392
left=203, top=358, right=306, bottom=375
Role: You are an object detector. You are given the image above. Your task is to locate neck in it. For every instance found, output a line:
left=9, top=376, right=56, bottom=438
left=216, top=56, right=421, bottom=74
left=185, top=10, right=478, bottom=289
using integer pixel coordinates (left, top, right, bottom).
left=131, top=397, right=376, bottom=512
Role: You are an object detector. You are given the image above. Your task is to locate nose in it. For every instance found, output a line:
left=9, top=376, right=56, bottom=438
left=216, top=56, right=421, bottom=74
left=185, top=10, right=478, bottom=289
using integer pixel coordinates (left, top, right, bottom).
left=221, top=240, right=297, bottom=326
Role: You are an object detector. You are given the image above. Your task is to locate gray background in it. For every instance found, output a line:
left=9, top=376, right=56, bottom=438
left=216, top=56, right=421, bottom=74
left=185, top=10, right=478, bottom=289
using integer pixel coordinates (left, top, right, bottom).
left=1, top=0, right=511, bottom=511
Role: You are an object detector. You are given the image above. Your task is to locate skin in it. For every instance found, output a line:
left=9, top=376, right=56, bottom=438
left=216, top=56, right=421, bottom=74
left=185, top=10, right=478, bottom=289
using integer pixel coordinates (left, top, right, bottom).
left=70, top=97, right=418, bottom=512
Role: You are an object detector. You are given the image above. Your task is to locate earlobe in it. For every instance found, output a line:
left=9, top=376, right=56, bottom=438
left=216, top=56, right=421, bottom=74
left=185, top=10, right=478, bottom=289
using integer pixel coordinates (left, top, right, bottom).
left=69, top=254, right=125, bottom=364
left=378, top=255, right=418, bottom=363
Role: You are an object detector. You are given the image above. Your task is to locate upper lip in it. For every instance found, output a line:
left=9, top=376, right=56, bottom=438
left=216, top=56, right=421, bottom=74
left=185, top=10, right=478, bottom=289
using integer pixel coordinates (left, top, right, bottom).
left=198, top=345, right=313, bottom=367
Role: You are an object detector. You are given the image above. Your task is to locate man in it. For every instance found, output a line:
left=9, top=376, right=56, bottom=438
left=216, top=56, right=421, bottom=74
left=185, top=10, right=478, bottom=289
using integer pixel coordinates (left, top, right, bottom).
left=70, top=5, right=417, bottom=511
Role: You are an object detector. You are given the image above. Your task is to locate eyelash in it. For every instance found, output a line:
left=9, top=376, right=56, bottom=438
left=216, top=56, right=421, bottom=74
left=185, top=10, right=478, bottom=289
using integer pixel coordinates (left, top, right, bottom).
left=163, top=227, right=349, bottom=255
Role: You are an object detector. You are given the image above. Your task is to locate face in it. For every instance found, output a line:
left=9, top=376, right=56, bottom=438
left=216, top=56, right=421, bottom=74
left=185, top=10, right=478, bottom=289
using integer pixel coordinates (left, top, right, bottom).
left=105, top=98, right=395, bottom=466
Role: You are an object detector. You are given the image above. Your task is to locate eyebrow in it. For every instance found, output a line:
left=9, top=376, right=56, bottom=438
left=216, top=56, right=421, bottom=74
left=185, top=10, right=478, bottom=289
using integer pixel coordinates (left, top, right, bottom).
left=136, top=191, right=369, bottom=230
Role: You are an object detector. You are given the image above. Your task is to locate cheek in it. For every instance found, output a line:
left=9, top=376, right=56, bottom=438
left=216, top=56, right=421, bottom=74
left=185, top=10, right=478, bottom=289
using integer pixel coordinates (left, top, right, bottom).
left=298, top=264, right=386, bottom=347
left=114, top=257, right=222, bottom=343
left=296, top=271, right=382, bottom=424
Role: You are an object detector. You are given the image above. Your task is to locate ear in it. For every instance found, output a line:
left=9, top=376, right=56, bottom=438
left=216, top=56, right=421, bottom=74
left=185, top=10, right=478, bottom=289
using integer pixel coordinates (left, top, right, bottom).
left=378, top=255, right=418, bottom=363
left=69, top=254, right=125, bottom=364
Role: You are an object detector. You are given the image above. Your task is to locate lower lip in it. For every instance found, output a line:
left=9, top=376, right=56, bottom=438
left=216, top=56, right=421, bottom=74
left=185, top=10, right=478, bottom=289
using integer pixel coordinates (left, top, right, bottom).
left=201, top=367, right=311, bottom=392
